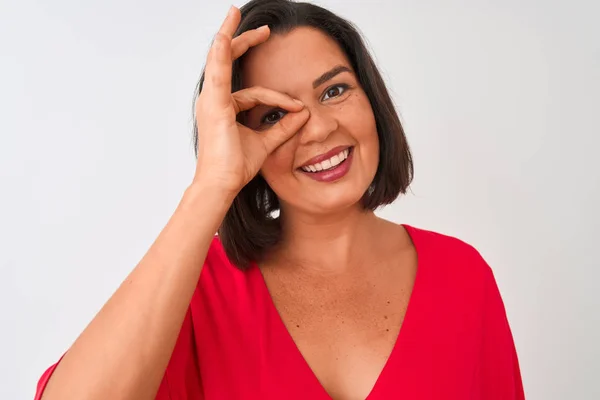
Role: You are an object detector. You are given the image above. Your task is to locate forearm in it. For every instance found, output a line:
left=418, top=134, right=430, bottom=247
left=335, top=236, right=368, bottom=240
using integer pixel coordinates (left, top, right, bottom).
left=42, top=183, right=233, bottom=400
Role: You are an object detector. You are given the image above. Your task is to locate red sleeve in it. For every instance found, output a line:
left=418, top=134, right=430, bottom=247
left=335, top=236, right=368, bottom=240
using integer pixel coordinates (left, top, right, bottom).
left=479, top=265, right=525, bottom=399
left=33, top=309, right=202, bottom=400
left=34, top=359, right=61, bottom=400
left=159, top=308, right=204, bottom=399
left=34, top=360, right=175, bottom=400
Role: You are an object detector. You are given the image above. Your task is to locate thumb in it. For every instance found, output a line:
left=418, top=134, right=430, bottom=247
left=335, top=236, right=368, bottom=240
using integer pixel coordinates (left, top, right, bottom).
left=261, top=108, right=310, bottom=154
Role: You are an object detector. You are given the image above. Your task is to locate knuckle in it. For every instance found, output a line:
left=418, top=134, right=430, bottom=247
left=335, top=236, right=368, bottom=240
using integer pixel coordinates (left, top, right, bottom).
left=209, top=72, right=226, bottom=87
left=209, top=35, right=227, bottom=57
left=213, top=32, right=229, bottom=46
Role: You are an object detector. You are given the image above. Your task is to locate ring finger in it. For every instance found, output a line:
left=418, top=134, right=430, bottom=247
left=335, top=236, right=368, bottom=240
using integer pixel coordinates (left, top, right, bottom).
left=231, top=25, right=271, bottom=60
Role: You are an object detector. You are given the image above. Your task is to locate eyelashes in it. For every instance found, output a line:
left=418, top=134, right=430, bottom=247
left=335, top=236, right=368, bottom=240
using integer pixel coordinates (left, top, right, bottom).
left=261, top=109, right=287, bottom=125
left=321, top=83, right=349, bottom=101
left=259, top=83, right=351, bottom=126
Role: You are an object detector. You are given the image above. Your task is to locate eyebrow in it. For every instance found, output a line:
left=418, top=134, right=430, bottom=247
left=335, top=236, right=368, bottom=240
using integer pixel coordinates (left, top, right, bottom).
left=312, top=65, right=353, bottom=89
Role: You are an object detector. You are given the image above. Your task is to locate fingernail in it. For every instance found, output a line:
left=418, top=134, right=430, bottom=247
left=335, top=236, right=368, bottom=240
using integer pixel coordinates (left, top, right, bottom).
left=256, top=25, right=270, bottom=32
left=293, top=99, right=304, bottom=106
left=228, top=5, right=236, bottom=16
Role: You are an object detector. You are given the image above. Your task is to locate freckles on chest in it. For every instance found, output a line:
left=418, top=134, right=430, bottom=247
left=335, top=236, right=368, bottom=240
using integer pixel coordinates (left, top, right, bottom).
left=266, top=268, right=411, bottom=348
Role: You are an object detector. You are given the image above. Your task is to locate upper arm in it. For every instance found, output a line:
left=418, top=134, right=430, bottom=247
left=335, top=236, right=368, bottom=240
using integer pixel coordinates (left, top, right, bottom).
left=479, top=265, right=525, bottom=399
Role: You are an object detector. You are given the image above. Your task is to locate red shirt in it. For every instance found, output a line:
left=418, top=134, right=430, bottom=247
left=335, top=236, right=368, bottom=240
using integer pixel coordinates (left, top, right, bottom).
left=35, top=225, right=525, bottom=399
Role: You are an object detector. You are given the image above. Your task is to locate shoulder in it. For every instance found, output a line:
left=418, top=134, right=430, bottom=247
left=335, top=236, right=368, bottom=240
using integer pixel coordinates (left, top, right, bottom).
left=202, top=234, right=247, bottom=277
left=404, top=224, right=484, bottom=259
left=403, top=224, right=493, bottom=286
left=204, top=235, right=227, bottom=265
left=196, top=235, right=256, bottom=297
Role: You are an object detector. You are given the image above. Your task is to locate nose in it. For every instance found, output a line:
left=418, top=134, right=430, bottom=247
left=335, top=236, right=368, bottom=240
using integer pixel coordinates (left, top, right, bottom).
left=297, top=106, right=339, bottom=145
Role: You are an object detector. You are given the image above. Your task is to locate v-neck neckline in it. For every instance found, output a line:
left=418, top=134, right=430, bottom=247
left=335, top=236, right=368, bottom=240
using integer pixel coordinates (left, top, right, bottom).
left=249, top=224, right=424, bottom=399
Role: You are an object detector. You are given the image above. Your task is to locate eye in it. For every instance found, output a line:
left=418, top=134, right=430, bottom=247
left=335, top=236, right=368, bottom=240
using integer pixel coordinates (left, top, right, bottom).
left=260, top=109, right=287, bottom=126
left=321, top=84, right=349, bottom=101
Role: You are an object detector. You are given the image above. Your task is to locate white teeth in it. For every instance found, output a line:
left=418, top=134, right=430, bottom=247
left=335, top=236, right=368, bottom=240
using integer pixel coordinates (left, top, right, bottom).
left=301, top=148, right=351, bottom=173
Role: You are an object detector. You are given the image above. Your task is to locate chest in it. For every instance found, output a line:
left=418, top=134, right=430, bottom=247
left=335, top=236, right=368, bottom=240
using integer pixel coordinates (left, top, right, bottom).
left=259, top=258, right=417, bottom=400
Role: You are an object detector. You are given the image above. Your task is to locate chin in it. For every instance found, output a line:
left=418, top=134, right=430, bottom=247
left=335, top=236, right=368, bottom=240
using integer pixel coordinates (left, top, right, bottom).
left=289, top=184, right=370, bottom=215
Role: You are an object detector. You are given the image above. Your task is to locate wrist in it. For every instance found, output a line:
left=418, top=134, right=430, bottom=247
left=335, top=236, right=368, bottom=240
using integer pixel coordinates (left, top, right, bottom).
left=181, top=181, right=237, bottom=214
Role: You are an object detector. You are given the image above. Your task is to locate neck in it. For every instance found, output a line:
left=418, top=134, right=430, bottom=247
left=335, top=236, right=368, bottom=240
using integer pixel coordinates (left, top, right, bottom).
left=271, top=203, right=384, bottom=275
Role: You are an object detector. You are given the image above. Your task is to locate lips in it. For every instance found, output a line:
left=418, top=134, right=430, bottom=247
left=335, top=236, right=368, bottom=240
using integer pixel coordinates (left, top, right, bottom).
left=297, top=146, right=354, bottom=183
left=298, top=145, right=353, bottom=169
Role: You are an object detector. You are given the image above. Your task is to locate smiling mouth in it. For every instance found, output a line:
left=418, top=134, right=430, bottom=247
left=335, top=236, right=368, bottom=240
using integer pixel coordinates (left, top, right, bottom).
left=299, top=147, right=353, bottom=173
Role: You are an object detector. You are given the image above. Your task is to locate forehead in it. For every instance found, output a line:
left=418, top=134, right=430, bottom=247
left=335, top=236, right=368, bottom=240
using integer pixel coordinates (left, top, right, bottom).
left=241, top=27, right=352, bottom=92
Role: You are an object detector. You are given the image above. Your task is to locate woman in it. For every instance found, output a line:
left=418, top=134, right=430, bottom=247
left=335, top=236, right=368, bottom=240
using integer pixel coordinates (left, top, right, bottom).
left=36, top=0, right=524, bottom=399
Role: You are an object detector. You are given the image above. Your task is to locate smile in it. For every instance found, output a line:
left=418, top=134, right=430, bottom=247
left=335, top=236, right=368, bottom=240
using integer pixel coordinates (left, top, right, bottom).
left=301, top=148, right=350, bottom=172
left=298, top=146, right=354, bottom=183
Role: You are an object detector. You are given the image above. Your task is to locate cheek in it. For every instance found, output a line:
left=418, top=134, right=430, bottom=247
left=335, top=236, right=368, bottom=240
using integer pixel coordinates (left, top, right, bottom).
left=349, top=95, right=380, bottom=174
left=344, top=93, right=379, bottom=147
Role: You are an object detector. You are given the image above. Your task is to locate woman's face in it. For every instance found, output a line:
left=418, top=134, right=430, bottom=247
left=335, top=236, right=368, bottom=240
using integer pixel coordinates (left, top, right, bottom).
left=242, top=27, right=379, bottom=215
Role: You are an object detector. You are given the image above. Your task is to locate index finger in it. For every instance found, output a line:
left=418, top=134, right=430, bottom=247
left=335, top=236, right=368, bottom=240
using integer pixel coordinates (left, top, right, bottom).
left=203, top=6, right=242, bottom=106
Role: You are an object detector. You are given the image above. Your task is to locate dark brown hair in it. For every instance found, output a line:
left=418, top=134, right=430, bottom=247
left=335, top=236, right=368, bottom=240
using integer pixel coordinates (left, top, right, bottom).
left=192, top=0, right=413, bottom=269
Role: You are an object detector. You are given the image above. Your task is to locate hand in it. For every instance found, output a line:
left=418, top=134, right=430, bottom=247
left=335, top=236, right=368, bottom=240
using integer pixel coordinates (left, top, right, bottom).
left=193, top=6, right=310, bottom=196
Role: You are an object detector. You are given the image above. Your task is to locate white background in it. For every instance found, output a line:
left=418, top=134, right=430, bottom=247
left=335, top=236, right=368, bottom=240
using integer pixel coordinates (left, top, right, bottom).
left=1, top=0, right=599, bottom=398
